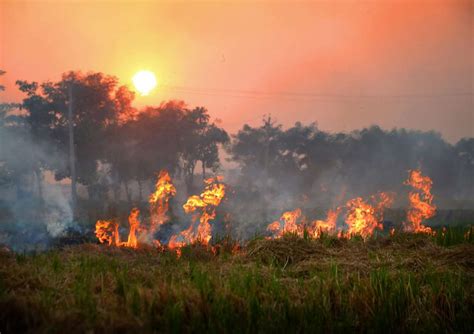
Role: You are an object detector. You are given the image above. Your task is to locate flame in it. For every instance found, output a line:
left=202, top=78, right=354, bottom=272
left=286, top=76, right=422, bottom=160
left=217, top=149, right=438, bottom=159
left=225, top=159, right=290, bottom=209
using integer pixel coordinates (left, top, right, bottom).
left=345, top=192, right=394, bottom=239
left=168, top=235, right=186, bottom=257
left=267, top=208, right=303, bottom=238
left=169, top=177, right=226, bottom=251
left=404, top=170, right=436, bottom=234
left=95, top=209, right=141, bottom=248
left=149, top=170, right=176, bottom=234
left=93, top=167, right=443, bottom=253
left=123, top=208, right=140, bottom=248
left=309, top=208, right=341, bottom=238
left=95, top=220, right=120, bottom=246
left=95, top=170, right=178, bottom=249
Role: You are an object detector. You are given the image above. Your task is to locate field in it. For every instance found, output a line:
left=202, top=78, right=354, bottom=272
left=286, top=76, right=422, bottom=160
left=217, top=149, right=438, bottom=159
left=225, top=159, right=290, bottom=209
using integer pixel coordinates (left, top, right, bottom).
left=0, top=227, right=473, bottom=333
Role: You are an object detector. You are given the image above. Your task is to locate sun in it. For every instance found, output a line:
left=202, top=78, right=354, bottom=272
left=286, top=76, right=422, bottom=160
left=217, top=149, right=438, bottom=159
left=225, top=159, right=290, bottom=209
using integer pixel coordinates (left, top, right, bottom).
left=132, top=70, right=157, bottom=96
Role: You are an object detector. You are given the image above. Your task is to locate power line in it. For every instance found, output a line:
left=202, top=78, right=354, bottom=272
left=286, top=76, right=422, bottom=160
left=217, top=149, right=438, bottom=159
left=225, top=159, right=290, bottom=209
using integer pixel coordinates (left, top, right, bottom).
left=161, top=84, right=473, bottom=101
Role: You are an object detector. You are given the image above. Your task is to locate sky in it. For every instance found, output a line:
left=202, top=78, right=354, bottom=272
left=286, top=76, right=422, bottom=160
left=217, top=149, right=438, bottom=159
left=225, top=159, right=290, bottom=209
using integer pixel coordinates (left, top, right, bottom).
left=0, top=0, right=472, bottom=143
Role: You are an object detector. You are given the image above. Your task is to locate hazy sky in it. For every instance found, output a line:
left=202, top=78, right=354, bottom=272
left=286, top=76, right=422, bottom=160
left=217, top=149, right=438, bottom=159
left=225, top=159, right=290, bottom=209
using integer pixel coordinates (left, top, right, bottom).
left=1, top=0, right=472, bottom=142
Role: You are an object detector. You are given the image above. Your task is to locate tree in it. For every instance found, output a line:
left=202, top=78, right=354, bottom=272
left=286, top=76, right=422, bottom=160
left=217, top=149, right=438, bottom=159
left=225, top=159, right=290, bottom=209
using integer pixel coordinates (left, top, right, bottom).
left=0, top=70, right=32, bottom=195
left=103, top=101, right=229, bottom=200
left=0, top=69, right=4, bottom=91
left=180, top=106, right=229, bottom=192
left=16, top=71, right=136, bottom=212
left=454, top=138, right=474, bottom=199
left=229, top=116, right=285, bottom=182
left=131, top=102, right=185, bottom=199
left=198, top=124, right=229, bottom=179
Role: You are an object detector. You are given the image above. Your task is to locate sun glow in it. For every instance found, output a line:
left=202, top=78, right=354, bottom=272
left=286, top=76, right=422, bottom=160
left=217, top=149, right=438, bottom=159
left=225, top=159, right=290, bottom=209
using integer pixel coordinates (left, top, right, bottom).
left=132, top=70, right=157, bottom=96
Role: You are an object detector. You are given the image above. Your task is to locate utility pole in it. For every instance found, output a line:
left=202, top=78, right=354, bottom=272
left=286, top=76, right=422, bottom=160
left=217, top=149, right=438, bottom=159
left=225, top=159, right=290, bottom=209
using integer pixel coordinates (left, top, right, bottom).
left=68, top=84, right=77, bottom=220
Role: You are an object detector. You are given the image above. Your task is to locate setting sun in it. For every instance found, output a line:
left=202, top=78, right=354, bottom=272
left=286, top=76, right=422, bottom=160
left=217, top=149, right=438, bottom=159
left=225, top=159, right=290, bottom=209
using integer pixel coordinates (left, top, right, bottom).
left=132, top=70, right=157, bottom=96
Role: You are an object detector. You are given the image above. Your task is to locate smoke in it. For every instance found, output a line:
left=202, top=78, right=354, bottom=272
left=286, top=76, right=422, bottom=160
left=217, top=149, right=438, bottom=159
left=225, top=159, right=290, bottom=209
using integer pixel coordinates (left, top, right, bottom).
left=43, top=183, right=73, bottom=237
left=1, top=117, right=473, bottom=248
left=217, top=124, right=474, bottom=240
left=0, top=124, right=72, bottom=250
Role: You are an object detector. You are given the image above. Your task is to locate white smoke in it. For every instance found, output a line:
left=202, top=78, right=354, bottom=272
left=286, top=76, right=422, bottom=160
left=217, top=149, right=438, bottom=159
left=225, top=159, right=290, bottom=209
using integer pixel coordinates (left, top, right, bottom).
left=43, top=182, right=73, bottom=237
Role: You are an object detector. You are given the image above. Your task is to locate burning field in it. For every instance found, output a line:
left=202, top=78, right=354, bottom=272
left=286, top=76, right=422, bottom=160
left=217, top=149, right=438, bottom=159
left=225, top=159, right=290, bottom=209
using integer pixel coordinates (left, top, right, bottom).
left=92, top=169, right=440, bottom=253
left=0, top=169, right=473, bottom=333
left=2, top=88, right=473, bottom=332
left=2, top=2, right=474, bottom=332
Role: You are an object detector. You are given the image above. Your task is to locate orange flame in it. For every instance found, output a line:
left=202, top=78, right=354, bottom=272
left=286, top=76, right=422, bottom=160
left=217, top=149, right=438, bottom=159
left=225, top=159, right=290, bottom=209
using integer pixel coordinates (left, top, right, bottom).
left=169, top=177, right=226, bottom=251
left=95, top=220, right=120, bottom=246
left=149, top=170, right=176, bottom=234
left=94, top=168, right=442, bottom=253
left=168, top=234, right=186, bottom=257
left=345, top=192, right=394, bottom=239
left=95, top=208, right=141, bottom=248
left=96, top=170, right=177, bottom=249
left=123, top=208, right=140, bottom=248
left=267, top=208, right=303, bottom=238
left=404, top=170, right=436, bottom=234
left=309, top=208, right=341, bottom=238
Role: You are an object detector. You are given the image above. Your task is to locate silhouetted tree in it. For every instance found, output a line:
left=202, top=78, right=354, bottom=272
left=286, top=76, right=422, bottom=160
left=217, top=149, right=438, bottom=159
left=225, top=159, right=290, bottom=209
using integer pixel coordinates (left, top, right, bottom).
left=16, top=71, right=135, bottom=206
left=125, top=102, right=185, bottom=200
left=229, top=119, right=473, bottom=209
left=0, top=70, right=32, bottom=195
left=181, top=106, right=229, bottom=191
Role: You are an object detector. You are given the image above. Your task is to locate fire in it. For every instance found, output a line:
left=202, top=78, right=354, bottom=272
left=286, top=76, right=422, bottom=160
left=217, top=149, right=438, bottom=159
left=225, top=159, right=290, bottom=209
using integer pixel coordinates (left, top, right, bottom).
left=267, top=208, right=303, bottom=238
left=267, top=193, right=394, bottom=240
left=96, top=170, right=177, bottom=249
left=309, top=208, right=341, bottom=238
left=345, top=198, right=378, bottom=239
left=149, top=170, right=177, bottom=234
left=345, top=192, right=394, bottom=239
left=95, top=220, right=120, bottom=246
left=94, top=208, right=141, bottom=248
left=169, top=177, right=226, bottom=250
left=93, top=167, right=441, bottom=253
left=124, top=208, right=140, bottom=248
left=404, top=170, right=436, bottom=234
left=168, top=235, right=186, bottom=257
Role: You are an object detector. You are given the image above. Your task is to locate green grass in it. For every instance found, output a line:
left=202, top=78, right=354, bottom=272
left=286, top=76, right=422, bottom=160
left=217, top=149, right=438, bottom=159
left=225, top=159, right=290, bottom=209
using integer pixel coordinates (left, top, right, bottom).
left=0, top=227, right=473, bottom=333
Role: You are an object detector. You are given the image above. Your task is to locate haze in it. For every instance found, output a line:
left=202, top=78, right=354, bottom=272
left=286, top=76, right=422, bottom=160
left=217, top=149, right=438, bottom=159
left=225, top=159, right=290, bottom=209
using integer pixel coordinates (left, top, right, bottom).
left=0, top=0, right=472, bottom=142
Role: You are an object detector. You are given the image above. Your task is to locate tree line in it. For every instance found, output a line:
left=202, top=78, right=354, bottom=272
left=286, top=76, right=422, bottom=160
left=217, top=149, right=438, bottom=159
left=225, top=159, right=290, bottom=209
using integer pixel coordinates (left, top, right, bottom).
left=0, top=71, right=229, bottom=204
left=1, top=70, right=473, bottom=218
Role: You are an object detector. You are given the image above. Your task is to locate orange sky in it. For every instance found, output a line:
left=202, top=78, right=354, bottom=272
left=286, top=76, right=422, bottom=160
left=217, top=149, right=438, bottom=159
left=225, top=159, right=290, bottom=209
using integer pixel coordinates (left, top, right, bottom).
left=1, top=0, right=472, bottom=142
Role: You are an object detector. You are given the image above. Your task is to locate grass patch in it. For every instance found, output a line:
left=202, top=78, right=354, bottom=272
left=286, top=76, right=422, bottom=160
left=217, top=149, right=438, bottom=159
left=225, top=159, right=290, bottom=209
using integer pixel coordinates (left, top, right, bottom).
left=0, top=228, right=473, bottom=333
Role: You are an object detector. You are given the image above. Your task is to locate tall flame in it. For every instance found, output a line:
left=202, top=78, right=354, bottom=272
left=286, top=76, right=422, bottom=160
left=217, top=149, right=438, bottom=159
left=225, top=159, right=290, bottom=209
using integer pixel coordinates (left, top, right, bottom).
left=95, top=170, right=176, bottom=249
left=404, top=170, right=436, bottom=233
left=124, top=208, right=140, bottom=248
left=149, top=170, right=176, bottom=234
left=169, top=177, right=226, bottom=252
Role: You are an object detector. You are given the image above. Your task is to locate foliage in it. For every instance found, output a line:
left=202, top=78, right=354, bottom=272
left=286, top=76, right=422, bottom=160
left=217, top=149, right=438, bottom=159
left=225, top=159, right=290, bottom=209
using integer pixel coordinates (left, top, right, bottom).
left=9, top=72, right=230, bottom=202
left=16, top=72, right=135, bottom=191
left=0, top=70, right=25, bottom=188
left=228, top=120, right=474, bottom=216
left=1, top=69, right=473, bottom=214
